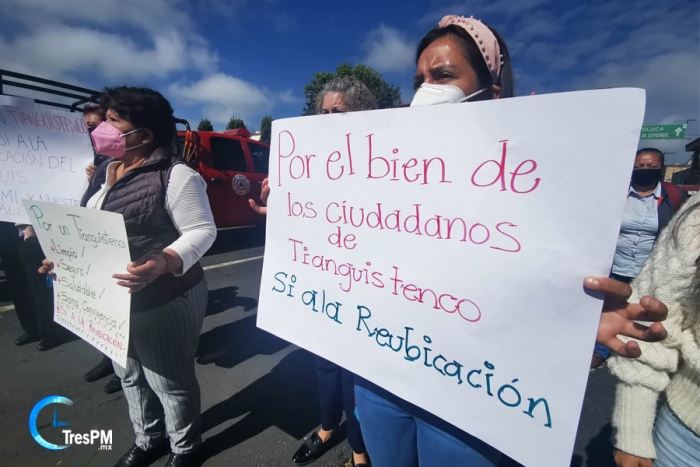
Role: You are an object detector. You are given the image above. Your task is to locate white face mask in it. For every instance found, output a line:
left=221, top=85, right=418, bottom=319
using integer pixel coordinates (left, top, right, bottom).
left=410, top=83, right=488, bottom=107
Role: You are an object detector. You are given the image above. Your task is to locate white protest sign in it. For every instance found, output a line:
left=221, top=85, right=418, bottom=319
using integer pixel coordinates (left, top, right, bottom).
left=0, top=96, right=37, bottom=107
left=23, top=200, right=131, bottom=367
left=257, top=89, right=646, bottom=467
left=0, top=105, right=93, bottom=223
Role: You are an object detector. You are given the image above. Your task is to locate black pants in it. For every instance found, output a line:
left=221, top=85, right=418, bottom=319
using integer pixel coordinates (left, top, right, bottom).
left=0, top=222, right=59, bottom=339
left=315, top=356, right=366, bottom=454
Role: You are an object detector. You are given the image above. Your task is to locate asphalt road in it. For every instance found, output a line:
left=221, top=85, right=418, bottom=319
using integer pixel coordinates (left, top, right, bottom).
left=0, top=227, right=619, bottom=467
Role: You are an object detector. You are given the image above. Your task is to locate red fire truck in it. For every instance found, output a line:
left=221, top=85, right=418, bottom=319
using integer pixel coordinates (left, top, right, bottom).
left=174, top=126, right=268, bottom=228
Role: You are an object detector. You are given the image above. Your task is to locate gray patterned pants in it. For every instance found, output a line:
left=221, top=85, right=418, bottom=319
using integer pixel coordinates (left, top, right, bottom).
left=113, top=279, right=207, bottom=454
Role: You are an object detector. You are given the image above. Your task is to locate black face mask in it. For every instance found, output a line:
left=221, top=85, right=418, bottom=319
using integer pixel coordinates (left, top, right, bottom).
left=631, top=168, right=662, bottom=186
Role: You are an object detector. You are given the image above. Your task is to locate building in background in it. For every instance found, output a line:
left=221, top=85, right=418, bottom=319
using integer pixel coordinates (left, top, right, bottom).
left=665, top=162, right=692, bottom=183
left=665, top=137, right=700, bottom=191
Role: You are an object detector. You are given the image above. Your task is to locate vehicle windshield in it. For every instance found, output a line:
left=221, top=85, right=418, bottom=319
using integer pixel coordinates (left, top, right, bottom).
left=248, top=143, right=269, bottom=173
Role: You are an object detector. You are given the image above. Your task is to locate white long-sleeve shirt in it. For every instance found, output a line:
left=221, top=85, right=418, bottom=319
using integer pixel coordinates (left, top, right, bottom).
left=86, top=161, right=217, bottom=274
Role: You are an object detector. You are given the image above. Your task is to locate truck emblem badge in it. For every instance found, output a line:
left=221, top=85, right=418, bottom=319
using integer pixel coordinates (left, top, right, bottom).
left=232, top=174, right=251, bottom=196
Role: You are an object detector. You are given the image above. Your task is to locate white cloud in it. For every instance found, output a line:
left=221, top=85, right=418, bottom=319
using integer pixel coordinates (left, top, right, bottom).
left=0, top=0, right=190, bottom=32
left=576, top=52, right=699, bottom=124
left=559, top=1, right=699, bottom=125
left=188, top=0, right=265, bottom=20
left=0, top=0, right=217, bottom=82
left=363, top=25, right=415, bottom=73
left=561, top=0, right=700, bottom=161
left=419, top=0, right=698, bottom=161
left=0, top=0, right=300, bottom=126
left=0, top=26, right=217, bottom=81
left=419, top=0, right=553, bottom=26
left=277, top=89, right=303, bottom=105
left=168, top=73, right=299, bottom=124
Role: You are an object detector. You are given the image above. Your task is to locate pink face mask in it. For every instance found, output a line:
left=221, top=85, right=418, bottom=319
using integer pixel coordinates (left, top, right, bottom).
left=90, top=121, right=144, bottom=159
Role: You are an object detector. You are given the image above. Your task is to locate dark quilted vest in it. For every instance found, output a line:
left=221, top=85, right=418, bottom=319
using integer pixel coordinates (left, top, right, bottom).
left=81, top=147, right=204, bottom=312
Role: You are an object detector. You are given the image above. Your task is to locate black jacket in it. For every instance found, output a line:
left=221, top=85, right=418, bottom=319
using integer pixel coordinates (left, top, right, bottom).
left=657, top=184, right=676, bottom=235
left=81, top=147, right=203, bottom=312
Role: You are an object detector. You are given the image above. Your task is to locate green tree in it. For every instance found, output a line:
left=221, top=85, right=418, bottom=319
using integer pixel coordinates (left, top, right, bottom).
left=226, top=116, right=247, bottom=130
left=259, top=115, right=273, bottom=145
left=197, top=118, right=213, bottom=131
left=302, top=63, right=402, bottom=115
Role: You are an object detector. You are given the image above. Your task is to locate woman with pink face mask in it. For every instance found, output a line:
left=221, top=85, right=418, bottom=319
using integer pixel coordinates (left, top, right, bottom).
left=40, top=86, right=216, bottom=467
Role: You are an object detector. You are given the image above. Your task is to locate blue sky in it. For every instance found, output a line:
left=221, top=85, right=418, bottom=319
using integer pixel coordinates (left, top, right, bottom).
left=0, top=0, right=698, bottom=161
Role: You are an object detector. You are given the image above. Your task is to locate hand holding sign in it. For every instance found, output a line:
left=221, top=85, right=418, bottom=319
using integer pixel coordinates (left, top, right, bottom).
left=112, top=249, right=182, bottom=292
left=113, top=253, right=167, bottom=293
left=248, top=177, right=270, bottom=214
left=585, top=276, right=668, bottom=358
left=38, top=258, right=57, bottom=279
left=85, top=164, right=97, bottom=181
left=258, top=88, right=647, bottom=467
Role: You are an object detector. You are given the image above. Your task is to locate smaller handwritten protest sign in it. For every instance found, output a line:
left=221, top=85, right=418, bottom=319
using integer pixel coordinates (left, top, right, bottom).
left=1, top=105, right=93, bottom=223
left=23, top=200, right=131, bottom=367
left=257, top=89, right=646, bottom=467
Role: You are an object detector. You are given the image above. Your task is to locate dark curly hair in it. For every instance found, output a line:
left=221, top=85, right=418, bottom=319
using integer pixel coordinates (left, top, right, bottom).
left=416, top=23, right=514, bottom=98
left=99, top=86, right=176, bottom=148
left=82, top=102, right=105, bottom=119
left=315, top=77, right=378, bottom=114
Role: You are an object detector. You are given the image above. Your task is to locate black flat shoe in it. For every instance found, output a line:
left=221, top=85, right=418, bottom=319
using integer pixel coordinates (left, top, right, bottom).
left=103, top=375, right=122, bottom=394
left=292, top=432, right=330, bottom=465
left=14, top=333, right=39, bottom=346
left=113, top=443, right=165, bottom=467
left=164, top=451, right=199, bottom=467
left=84, top=358, right=115, bottom=382
left=37, top=337, right=61, bottom=351
left=344, top=456, right=372, bottom=467
left=114, top=444, right=147, bottom=467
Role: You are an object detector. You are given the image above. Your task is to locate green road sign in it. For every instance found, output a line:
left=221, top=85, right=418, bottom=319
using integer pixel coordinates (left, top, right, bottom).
left=640, top=124, right=687, bottom=140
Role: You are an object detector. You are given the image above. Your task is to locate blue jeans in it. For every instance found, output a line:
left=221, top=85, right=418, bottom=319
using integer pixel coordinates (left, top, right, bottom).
left=594, top=342, right=611, bottom=359
left=354, top=381, right=501, bottom=467
left=653, top=404, right=700, bottom=466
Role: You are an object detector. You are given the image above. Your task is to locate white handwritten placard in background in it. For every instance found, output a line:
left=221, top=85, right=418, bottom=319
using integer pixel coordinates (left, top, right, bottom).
left=257, top=89, right=646, bottom=467
left=23, top=200, right=131, bottom=367
left=0, top=105, right=93, bottom=223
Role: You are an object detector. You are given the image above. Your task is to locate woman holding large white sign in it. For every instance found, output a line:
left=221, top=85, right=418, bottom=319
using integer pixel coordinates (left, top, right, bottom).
left=250, top=14, right=668, bottom=466
left=348, top=15, right=512, bottom=467
left=347, top=14, right=670, bottom=467
left=41, top=86, right=216, bottom=467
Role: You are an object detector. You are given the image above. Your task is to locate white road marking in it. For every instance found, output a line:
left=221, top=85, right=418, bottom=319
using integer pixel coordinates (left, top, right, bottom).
left=0, top=256, right=263, bottom=313
left=202, top=255, right=264, bottom=271
left=216, top=225, right=264, bottom=232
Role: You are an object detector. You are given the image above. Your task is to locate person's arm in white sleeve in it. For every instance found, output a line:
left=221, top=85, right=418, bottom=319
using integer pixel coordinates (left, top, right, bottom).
left=164, top=165, right=217, bottom=275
